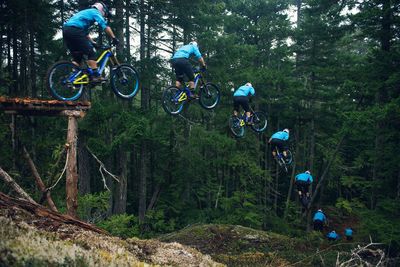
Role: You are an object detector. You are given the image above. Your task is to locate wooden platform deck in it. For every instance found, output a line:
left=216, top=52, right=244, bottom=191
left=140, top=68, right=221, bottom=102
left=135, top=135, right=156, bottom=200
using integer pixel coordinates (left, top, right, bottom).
left=0, top=97, right=91, bottom=117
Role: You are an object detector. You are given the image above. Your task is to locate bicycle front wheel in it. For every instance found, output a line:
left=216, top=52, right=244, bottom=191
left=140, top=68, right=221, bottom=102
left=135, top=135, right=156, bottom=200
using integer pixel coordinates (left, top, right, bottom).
left=250, top=111, right=268, bottom=133
left=199, top=82, right=220, bottom=110
left=46, top=61, right=84, bottom=101
left=111, top=64, right=140, bottom=99
left=162, top=86, right=186, bottom=115
left=228, top=116, right=245, bottom=138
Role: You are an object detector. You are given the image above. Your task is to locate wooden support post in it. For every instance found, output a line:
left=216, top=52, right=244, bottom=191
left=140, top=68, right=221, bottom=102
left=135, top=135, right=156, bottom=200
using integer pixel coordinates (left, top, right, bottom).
left=66, top=116, right=78, bottom=218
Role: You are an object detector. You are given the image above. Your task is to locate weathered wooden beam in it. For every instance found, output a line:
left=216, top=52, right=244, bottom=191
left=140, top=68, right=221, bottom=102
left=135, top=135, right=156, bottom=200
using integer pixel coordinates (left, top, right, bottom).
left=22, top=146, right=58, bottom=212
left=66, top=116, right=78, bottom=218
left=0, top=166, right=37, bottom=204
left=0, top=97, right=90, bottom=117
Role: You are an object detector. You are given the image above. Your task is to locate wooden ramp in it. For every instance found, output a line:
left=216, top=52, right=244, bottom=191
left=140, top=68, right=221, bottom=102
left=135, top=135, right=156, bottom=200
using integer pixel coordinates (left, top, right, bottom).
left=0, top=97, right=91, bottom=117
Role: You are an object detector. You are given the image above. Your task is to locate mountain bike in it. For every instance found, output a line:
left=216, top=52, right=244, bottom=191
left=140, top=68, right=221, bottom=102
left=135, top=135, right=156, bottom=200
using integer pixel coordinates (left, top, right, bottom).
left=161, top=68, right=220, bottom=115
left=272, top=146, right=293, bottom=173
left=46, top=44, right=140, bottom=101
left=228, top=107, right=268, bottom=138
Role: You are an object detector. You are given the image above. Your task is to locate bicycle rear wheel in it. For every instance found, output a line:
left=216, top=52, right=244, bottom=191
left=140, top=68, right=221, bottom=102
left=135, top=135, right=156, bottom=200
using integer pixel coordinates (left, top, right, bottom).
left=199, top=82, right=220, bottom=110
left=228, top=116, right=245, bottom=138
left=111, top=64, right=140, bottom=99
left=46, top=61, right=84, bottom=101
left=284, top=150, right=293, bottom=165
left=250, top=111, right=268, bottom=132
left=162, top=86, right=186, bottom=115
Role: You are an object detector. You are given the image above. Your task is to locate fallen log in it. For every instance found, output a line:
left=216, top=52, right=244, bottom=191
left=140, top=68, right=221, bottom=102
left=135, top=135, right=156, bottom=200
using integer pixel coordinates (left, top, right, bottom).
left=22, top=146, right=58, bottom=212
left=0, top=192, right=108, bottom=235
left=0, top=166, right=37, bottom=204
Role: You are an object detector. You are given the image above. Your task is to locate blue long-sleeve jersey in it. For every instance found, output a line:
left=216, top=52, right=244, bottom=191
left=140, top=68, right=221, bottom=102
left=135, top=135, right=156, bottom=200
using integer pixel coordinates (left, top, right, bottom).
left=172, top=44, right=202, bottom=60
left=64, top=8, right=108, bottom=33
left=313, top=211, right=326, bottom=222
left=344, top=228, right=353, bottom=237
left=233, top=85, right=255, bottom=97
left=327, top=231, right=339, bottom=240
left=295, top=173, right=313, bottom=183
left=271, top=131, right=289, bottom=141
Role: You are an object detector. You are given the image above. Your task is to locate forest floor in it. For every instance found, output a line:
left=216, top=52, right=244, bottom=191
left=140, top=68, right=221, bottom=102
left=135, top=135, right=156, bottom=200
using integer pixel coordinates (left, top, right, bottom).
left=0, top=193, right=375, bottom=267
left=0, top=193, right=222, bottom=267
left=158, top=223, right=356, bottom=266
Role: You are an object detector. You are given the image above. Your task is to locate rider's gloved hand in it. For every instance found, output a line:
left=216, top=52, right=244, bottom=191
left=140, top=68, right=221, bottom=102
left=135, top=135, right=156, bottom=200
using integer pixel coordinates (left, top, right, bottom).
left=201, top=65, right=207, bottom=72
left=112, top=37, right=120, bottom=46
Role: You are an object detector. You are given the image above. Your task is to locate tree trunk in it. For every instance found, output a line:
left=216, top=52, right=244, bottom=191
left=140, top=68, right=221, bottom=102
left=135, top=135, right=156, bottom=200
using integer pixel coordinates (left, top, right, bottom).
left=29, top=25, right=36, bottom=97
left=284, top=118, right=300, bottom=219
left=138, top=141, right=147, bottom=223
left=20, top=6, right=28, bottom=96
left=125, top=0, right=131, bottom=62
left=114, top=0, right=124, bottom=58
left=66, top=116, right=78, bottom=218
left=78, top=136, right=91, bottom=195
left=138, top=0, right=148, bottom=225
left=113, top=148, right=128, bottom=214
left=12, top=27, right=18, bottom=96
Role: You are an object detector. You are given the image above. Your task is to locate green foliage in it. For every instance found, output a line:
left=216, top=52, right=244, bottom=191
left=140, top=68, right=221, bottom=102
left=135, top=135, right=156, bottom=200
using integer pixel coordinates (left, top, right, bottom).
left=357, top=204, right=400, bottom=254
left=97, top=214, right=140, bottom=239
left=77, top=191, right=111, bottom=223
left=142, top=209, right=176, bottom=238
left=218, top=191, right=263, bottom=228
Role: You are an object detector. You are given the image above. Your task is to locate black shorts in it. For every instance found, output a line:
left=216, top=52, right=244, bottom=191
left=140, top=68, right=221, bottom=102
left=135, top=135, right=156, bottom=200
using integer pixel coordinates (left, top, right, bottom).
left=63, top=26, right=96, bottom=62
left=171, top=58, right=194, bottom=82
left=270, top=138, right=288, bottom=153
left=313, top=220, right=323, bottom=231
left=233, top=96, right=250, bottom=112
left=295, top=180, right=310, bottom=193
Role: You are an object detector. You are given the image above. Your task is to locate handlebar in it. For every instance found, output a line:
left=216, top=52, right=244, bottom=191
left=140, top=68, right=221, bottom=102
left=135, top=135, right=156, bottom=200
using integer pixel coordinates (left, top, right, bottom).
left=193, top=66, right=207, bottom=73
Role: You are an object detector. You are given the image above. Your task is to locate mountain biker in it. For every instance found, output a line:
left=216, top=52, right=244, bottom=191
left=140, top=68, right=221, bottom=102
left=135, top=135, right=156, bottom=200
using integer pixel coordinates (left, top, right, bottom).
left=327, top=230, right=339, bottom=241
left=232, top=82, right=255, bottom=125
left=344, top=227, right=353, bottom=241
left=171, top=41, right=207, bottom=99
left=269, top=129, right=289, bottom=158
left=62, top=2, right=119, bottom=83
left=313, top=209, right=326, bottom=231
left=295, top=170, right=313, bottom=205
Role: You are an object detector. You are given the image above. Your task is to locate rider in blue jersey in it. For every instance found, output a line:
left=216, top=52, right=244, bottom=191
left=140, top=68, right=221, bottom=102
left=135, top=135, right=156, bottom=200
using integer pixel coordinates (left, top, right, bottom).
left=269, top=129, right=289, bottom=158
left=171, top=41, right=206, bottom=99
left=63, top=2, right=119, bottom=82
left=295, top=171, right=313, bottom=205
left=327, top=230, right=339, bottom=241
left=344, top=227, right=353, bottom=241
left=313, top=209, right=326, bottom=231
left=232, top=83, right=255, bottom=124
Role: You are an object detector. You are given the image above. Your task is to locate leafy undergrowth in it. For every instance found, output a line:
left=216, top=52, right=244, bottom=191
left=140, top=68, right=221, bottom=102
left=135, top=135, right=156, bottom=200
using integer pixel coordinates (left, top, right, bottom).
left=0, top=207, right=223, bottom=267
left=159, top=224, right=359, bottom=266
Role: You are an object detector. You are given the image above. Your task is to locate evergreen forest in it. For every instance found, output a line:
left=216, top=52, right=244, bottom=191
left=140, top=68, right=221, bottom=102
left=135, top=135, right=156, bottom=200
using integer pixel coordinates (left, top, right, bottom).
left=0, top=0, right=400, bottom=265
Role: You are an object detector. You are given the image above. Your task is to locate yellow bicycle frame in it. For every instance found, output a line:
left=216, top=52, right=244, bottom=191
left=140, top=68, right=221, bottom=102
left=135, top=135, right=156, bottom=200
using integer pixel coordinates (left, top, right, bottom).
left=72, top=48, right=114, bottom=85
left=178, top=72, right=200, bottom=102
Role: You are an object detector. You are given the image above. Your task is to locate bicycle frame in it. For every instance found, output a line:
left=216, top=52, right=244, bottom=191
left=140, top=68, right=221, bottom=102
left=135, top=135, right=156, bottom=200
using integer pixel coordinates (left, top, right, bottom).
left=176, top=71, right=202, bottom=102
left=71, top=47, right=119, bottom=86
left=237, top=106, right=256, bottom=127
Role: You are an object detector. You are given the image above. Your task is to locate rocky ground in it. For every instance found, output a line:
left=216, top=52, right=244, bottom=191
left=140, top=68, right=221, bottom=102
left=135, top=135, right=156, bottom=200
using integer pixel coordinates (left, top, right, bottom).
left=1, top=192, right=391, bottom=267
left=0, top=193, right=223, bottom=267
